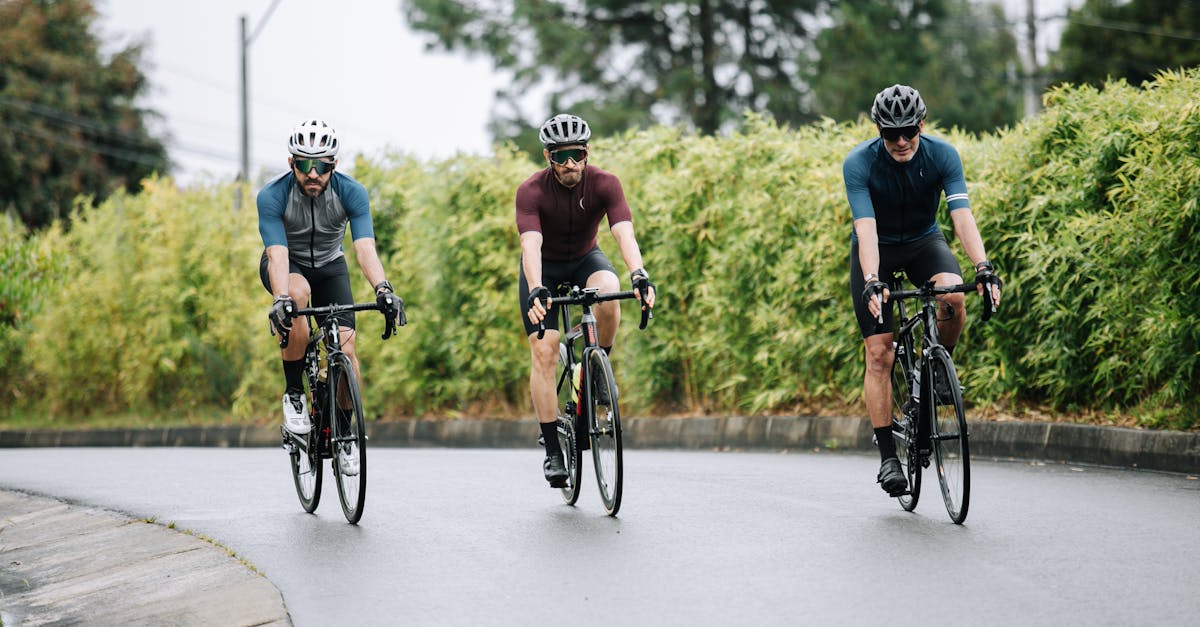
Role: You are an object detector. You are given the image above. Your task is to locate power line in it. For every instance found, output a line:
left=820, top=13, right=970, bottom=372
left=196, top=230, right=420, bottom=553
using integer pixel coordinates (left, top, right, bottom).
left=1, top=121, right=164, bottom=168
left=1065, top=15, right=1200, bottom=42
left=0, top=95, right=164, bottom=149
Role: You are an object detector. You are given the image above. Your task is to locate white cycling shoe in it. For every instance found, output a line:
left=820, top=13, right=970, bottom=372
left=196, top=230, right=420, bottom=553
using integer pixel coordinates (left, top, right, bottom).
left=282, top=392, right=311, bottom=435
left=339, top=443, right=360, bottom=476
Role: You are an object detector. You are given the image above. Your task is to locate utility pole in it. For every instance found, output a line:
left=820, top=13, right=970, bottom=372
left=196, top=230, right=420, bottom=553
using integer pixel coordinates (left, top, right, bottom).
left=240, top=15, right=250, bottom=188
left=1024, top=0, right=1042, bottom=117
left=236, top=0, right=284, bottom=209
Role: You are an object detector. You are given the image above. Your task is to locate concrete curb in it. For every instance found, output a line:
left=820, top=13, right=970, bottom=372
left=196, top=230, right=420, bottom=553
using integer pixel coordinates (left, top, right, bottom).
left=0, top=490, right=290, bottom=626
left=2, top=417, right=1196, bottom=474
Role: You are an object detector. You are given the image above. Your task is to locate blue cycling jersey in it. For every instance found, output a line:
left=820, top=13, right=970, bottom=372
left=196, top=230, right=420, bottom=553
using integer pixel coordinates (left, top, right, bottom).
left=256, top=170, right=375, bottom=269
left=843, top=133, right=970, bottom=245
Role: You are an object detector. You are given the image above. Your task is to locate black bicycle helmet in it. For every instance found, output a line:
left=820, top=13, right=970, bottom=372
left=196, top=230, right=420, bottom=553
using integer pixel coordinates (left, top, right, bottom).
left=870, top=84, right=927, bottom=128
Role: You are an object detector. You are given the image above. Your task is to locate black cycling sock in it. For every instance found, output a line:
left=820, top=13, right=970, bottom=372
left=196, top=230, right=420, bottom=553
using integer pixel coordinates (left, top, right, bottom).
left=282, top=358, right=305, bottom=394
left=875, top=426, right=898, bottom=462
left=540, top=422, right=561, bottom=456
left=600, top=345, right=612, bottom=355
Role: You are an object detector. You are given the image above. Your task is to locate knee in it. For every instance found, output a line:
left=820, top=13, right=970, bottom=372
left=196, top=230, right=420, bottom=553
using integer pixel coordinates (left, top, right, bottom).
left=589, top=271, right=620, bottom=293
left=864, top=342, right=894, bottom=375
left=287, top=285, right=312, bottom=305
left=943, top=293, right=966, bottom=321
left=529, top=338, right=559, bottom=373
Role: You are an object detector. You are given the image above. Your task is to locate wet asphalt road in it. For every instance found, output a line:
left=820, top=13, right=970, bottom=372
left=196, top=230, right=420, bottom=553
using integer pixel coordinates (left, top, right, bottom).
left=0, top=447, right=1197, bottom=626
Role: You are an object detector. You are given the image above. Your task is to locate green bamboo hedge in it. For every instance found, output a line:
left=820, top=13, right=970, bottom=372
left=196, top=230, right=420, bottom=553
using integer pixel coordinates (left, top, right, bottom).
left=4, top=68, right=1197, bottom=429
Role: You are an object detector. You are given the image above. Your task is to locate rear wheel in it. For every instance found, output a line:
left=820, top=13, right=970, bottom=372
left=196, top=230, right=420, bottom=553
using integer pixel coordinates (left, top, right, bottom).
left=890, top=341, right=921, bottom=511
left=586, top=349, right=622, bottom=516
left=928, top=346, right=970, bottom=524
left=329, top=354, right=367, bottom=524
left=556, top=411, right=583, bottom=505
left=555, top=343, right=583, bottom=504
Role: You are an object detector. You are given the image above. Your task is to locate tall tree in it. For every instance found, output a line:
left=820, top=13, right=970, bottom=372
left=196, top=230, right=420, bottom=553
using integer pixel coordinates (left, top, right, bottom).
left=0, top=0, right=168, bottom=229
left=809, top=0, right=1022, bottom=133
left=401, top=0, right=824, bottom=153
left=1051, top=0, right=1200, bottom=88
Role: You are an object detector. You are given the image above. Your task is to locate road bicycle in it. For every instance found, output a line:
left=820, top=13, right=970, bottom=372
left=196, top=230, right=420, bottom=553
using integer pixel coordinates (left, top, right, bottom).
left=273, top=301, right=398, bottom=524
left=537, top=285, right=651, bottom=516
left=885, top=274, right=994, bottom=524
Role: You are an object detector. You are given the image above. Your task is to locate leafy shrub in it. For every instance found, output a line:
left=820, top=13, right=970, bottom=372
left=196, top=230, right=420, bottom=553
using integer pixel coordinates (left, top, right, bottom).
left=9, top=68, right=1200, bottom=429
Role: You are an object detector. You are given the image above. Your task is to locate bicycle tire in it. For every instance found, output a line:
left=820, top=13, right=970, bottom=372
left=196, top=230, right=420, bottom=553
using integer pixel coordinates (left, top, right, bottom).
left=288, top=423, right=323, bottom=513
left=557, top=413, right=583, bottom=505
left=890, top=341, right=921, bottom=512
left=586, top=348, right=623, bottom=516
left=927, top=346, right=970, bottom=524
left=329, top=354, right=367, bottom=524
left=555, top=344, right=583, bottom=504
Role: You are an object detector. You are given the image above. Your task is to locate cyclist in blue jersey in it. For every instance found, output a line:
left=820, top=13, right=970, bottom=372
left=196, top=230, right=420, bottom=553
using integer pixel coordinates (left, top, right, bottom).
left=258, top=119, right=405, bottom=448
left=843, top=85, right=1003, bottom=496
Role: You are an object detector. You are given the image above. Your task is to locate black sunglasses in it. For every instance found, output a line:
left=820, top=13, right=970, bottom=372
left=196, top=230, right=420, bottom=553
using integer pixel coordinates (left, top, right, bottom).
left=879, top=125, right=920, bottom=142
left=293, top=158, right=336, bottom=175
left=549, top=147, right=587, bottom=165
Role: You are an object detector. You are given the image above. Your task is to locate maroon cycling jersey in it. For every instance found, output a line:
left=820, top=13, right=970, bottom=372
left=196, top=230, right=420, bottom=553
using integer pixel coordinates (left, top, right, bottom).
left=515, top=164, right=633, bottom=261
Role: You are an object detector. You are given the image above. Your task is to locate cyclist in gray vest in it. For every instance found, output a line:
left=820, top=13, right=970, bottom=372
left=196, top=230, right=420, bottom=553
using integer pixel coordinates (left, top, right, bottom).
left=258, top=119, right=405, bottom=448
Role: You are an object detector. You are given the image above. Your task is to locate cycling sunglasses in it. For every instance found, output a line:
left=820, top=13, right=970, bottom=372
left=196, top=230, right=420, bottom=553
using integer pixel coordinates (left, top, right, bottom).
left=293, top=158, right=336, bottom=175
left=879, top=125, right=920, bottom=142
left=549, top=147, right=588, bottom=165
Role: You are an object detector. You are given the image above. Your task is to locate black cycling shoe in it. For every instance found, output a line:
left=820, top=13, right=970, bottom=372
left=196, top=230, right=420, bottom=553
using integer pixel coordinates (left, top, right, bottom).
left=543, top=454, right=568, bottom=488
left=935, top=376, right=959, bottom=405
left=877, top=458, right=908, bottom=496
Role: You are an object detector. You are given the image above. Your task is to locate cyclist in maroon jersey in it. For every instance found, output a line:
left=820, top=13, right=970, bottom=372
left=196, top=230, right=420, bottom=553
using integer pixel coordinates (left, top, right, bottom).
left=516, top=113, right=657, bottom=487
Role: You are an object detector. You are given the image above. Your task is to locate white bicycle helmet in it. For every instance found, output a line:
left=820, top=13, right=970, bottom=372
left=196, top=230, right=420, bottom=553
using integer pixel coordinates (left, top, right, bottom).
left=870, top=84, right=927, bottom=128
left=288, top=119, right=339, bottom=158
left=539, top=113, right=591, bottom=148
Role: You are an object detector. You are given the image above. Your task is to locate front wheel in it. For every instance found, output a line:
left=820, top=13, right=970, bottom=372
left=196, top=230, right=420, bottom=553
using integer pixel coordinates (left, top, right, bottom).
left=329, top=354, right=367, bottom=524
left=586, top=349, right=622, bottom=516
left=928, top=346, right=970, bottom=524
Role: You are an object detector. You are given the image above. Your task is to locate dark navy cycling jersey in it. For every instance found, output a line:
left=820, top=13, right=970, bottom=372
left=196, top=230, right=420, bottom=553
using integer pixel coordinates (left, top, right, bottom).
left=256, top=170, right=375, bottom=269
left=843, top=133, right=970, bottom=245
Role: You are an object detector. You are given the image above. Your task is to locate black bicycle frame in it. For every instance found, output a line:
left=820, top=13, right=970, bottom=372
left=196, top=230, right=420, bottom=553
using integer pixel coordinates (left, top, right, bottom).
left=553, top=289, right=631, bottom=407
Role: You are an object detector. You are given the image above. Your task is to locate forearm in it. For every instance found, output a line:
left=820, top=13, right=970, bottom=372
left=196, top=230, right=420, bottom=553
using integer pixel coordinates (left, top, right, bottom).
left=610, top=221, right=645, bottom=274
left=352, top=238, right=388, bottom=289
left=950, top=209, right=989, bottom=268
left=853, top=218, right=881, bottom=279
left=520, top=232, right=544, bottom=287
left=266, top=245, right=291, bottom=296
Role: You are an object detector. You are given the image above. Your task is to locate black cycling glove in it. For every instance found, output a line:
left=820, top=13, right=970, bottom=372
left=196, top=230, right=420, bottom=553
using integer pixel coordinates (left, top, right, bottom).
left=973, top=261, right=1003, bottom=291
left=269, top=295, right=296, bottom=335
left=861, top=279, right=887, bottom=309
left=375, top=281, right=406, bottom=338
left=526, top=286, right=552, bottom=315
left=631, top=269, right=655, bottom=304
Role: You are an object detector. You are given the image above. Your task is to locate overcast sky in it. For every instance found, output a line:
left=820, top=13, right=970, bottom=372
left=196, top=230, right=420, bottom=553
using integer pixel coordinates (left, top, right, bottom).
left=97, top=0, right=508, bottom=185
left=96, top=0, right=1080, bottom=186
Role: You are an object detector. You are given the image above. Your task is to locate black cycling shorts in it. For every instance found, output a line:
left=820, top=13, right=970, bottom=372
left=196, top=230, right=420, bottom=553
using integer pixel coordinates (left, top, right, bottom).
left=517, top=245, right=618, bottom=337
left=849, top=232, right=961, bottom=338
left=259, top=250, right=356, bottom=330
